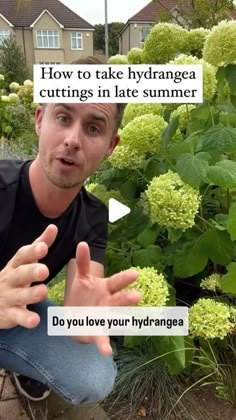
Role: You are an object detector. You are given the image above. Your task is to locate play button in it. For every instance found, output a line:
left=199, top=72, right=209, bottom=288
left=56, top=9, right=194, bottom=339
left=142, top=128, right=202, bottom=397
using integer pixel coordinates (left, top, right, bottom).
left=108, top=198, right=131, bottom=223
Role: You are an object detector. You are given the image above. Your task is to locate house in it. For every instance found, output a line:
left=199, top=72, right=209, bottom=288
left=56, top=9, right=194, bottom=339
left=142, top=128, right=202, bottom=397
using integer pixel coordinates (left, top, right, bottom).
left=0, top=0, right=94, bottom=67
left=119, top=0, right=177, bottom=54
left=119, top=0, right=236, bottom=55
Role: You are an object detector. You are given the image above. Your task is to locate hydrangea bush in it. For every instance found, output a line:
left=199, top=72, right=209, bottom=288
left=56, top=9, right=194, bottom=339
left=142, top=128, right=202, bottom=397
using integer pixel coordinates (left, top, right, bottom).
left=85, top=20, right=236, bottom=378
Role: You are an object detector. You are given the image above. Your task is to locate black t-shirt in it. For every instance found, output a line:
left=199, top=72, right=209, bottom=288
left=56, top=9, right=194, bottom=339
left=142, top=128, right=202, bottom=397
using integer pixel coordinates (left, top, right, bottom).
left=0, top=159, right=108, bottom=284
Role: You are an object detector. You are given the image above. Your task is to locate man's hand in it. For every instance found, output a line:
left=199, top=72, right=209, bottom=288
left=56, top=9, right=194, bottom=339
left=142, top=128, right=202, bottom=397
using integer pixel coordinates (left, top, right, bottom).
left=0, top=224, right=58, bottom=329
left=64, top=242, right=141, bottom=356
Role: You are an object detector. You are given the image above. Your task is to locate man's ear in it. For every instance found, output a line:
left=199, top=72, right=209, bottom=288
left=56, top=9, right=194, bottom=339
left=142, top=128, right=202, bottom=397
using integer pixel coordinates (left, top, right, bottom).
left=105, top=134, right=120, bottom=158
left=35, top=105, right=43, bottom=136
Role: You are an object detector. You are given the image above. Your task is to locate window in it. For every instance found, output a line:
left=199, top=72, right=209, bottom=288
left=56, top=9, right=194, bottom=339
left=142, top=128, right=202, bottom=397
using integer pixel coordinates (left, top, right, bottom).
left=36, top=30, right=59, bottom=48
left=140, top=24, right=151, bottom=45
left=0, top=29, right=10, bottom=47
left=71, top=32, right=83, bottom=50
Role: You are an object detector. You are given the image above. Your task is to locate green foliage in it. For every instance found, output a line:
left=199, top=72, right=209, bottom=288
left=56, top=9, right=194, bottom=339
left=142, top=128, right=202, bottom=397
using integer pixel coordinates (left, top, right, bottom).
left=48, top=280, right=65, bottom=305
left=94, top=22, right=125, bottom=56
left=154, top=0, right=235, bottom=29
left=0, top=36, right=30, bottom=89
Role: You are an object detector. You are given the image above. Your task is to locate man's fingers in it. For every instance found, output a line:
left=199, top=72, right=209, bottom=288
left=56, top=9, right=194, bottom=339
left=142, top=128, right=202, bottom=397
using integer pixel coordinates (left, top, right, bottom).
left=7, top=307, right=41, bottom=329
left=8, top=242, right=49, bottom=269
left=96, top=336, right=112, bottom=356
left=4, top=284, right=48, bottom=307
left=107, top=269, right=139, bottom=294
left=34, top=224, right=58, bottom=248
left=109, top=290, right=141, bottom=306
left=8, top=263, right=49, bottom=287
left=76, top=242, right=91, bottom=277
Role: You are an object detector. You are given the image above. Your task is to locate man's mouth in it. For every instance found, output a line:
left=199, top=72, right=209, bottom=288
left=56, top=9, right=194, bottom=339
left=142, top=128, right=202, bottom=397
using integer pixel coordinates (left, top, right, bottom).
left=58, top=158, right=76, bottom=166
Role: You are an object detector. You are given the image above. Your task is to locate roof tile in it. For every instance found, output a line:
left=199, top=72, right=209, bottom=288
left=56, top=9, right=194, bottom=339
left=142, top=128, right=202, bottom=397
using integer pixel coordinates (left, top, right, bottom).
left=0, top=0, right=94, bottom=29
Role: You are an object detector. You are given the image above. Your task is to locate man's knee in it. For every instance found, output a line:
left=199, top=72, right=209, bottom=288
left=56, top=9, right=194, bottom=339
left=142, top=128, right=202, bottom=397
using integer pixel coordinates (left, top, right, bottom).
left=70, top=357, right=117, bottom=405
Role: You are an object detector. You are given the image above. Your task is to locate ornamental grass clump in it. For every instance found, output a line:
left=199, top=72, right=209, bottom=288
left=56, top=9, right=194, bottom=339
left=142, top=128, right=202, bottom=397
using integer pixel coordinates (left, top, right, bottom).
left=130, top=266, right=169, bottom=306
left=203, top=21, right=236, bottom=66
left=170, top=54, right=217, bottom=101
left=145, top=171, right=201, bottom=230
left=142, top=23, right=189, bottom=64
left=108, top=54, right=129, bottom=64
left=109, top=114, right=167, bottom=169
left=189, top=298, right=234, bottom=339
left=200, top=273, right=222, bottom=292
left=127, top=48, right=143, bottom=64
left=122, top=103, right=164, bottom=126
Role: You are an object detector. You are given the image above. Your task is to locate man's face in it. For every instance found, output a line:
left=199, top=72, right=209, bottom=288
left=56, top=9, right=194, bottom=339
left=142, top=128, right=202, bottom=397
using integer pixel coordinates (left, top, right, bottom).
left=35, top=103, right=119, bottom=189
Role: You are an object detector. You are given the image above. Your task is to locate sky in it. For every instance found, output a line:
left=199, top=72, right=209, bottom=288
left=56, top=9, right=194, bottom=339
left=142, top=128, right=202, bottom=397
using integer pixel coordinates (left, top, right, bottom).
left=60, top=0, right=151, bottom=25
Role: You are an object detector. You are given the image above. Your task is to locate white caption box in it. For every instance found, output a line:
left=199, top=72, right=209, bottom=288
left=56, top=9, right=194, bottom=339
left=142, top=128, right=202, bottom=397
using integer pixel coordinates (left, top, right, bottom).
left=47, top=306, right=189, bottom=336
left=34, top=64, right=203, bottom=104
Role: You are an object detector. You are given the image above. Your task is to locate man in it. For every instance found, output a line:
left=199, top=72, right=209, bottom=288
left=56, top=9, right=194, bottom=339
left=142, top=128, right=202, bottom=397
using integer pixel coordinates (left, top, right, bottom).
left=0, top=57, right=141, bottom=405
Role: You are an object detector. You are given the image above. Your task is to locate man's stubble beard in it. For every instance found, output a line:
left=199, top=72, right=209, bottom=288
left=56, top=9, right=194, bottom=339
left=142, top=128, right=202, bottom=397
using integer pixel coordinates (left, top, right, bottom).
left=41, top=154, right=86, bottom=190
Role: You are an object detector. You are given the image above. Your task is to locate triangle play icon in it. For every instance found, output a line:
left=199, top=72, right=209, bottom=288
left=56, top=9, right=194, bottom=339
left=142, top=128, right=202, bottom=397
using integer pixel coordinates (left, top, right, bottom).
left=108, top=198, right=131, bottom=223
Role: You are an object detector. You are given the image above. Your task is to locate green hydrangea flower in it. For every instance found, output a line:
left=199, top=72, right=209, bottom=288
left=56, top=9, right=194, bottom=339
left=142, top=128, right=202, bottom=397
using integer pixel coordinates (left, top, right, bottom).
left=145, top=171, right=201, bottom=230
left=48, top=280, right=65, bottom=305
left=200, top=273, right=222, bottom=291
left=127, top=48, right=143, bottom=64
left=170, top=104, right=196, bottom=131
left=203, top=21, right=236, bottom=66
left=170, top=54, right=217, bottom=101
left=1, top=95, right=10, bottom=102
left=108, top=54, right=129, bottom=64
left=109, top=114, right=167, bottom=169
left=230, top=307, right=236, bottom=329
left=142, top=23, right=189, bottom=64
left=0, top=74, right=4, bottom=81
left=122, top=103, right=164, bottom=126
left=86, top=183, right=124, bottom=207
left=129, top=266, right=169, bottom=306
left=23, top=79, right=33, bottom=87
left=109, top=144, right=143, bottom=169
left=9, top=82, right=20, bottom=91
left=8, top=93, right=19, bottom=103
left=188, top=28, right=210, bottom=58
left=189, top=298, right=233, bottom=339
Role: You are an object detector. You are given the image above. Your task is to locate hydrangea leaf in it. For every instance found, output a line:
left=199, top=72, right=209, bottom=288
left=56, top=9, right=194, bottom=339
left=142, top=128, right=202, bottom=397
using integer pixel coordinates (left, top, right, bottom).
left=176, top=153, right=209, bottom=188
left=174, top=239, right=208, bottom=277
left=207, top=160, right=236, bottom=189
left=227, top=203, right=236, bottom=241
left=137, top=224, right=160, bottom=248
left=123, top=336, right=147, bottom=348
left=152, top=336, right=187, bottom=375
left=132, top=246, right=163, bottom=270
left=201, top=228, right=235, bottom=266
left=225, top=64, right=236, bottom=96
left=197, top=127, right=236, bottom=154
left=221, top=262, right=236, bottom=296
left=169, top=136, right=199, bottom=159
left=162, top=115, right=179, bottom=144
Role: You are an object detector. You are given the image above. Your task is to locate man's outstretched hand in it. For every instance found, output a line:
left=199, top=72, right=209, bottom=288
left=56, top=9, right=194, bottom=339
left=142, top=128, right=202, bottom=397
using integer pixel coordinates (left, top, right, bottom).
left=0, top=224, right=58, bottom=329
left=64, top=242, right=141, bottom=356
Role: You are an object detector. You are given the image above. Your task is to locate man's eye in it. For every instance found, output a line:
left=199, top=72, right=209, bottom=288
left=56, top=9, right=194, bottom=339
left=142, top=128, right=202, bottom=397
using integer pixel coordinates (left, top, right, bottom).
left=56, top=115, right=70, bottom=123
left=88, top=125, right=99, bottom=133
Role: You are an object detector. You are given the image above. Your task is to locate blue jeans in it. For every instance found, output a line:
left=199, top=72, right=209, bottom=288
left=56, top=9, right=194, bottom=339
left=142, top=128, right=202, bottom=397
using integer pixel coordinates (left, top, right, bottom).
left=0, top=299, right=117, bottom=405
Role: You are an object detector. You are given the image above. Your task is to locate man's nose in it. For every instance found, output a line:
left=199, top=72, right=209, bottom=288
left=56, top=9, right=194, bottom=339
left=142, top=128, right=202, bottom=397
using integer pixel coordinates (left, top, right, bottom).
left=64, top=127, right=82, bottom=151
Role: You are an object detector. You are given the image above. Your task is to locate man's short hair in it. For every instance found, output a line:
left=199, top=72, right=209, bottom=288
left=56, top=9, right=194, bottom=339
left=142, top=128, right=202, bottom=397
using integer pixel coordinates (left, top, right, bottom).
left=71, top=56, right=125, bottom=133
